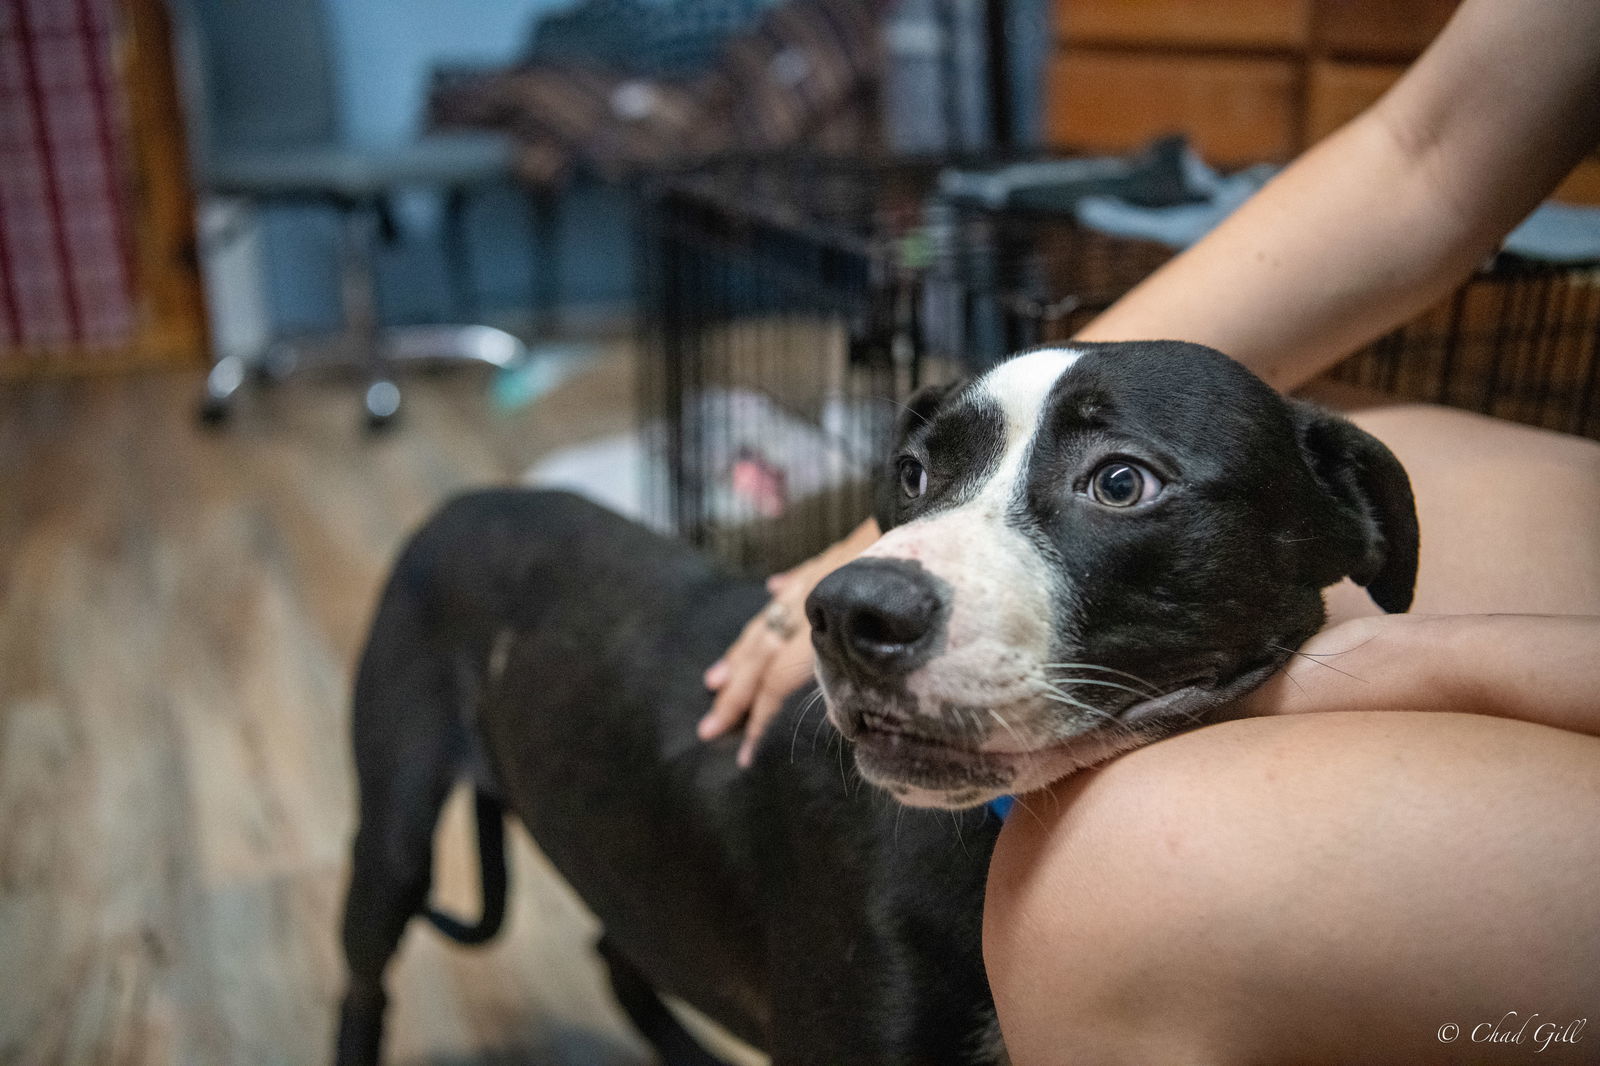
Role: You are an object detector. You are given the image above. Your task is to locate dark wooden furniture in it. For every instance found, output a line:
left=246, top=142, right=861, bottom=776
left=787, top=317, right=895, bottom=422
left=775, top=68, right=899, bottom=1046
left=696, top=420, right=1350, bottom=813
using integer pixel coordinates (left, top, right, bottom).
left=1046, top=0, right=1600, bottom=202
left=0, top=0, right=206, bottom=379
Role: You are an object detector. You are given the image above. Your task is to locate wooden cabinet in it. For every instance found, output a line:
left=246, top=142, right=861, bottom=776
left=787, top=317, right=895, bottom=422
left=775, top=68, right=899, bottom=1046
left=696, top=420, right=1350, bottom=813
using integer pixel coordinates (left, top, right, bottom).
left=1305, top=59, right=1403, bottom=143
left=0, top=0, right=204, bottom=379
left=1049, top=0, right=1310, bottom=165
left=1554, top=161, right=1600, bottom=206
left=1048, top=0, right=1439, bottom=167
left=1048, top=52, right=1299, bottom=163
left=1047, top=0, right=1599, bottom=203
left=1311, top=0, right=1456, bottom=59
left=1055, top=0, right=1310, bottom=49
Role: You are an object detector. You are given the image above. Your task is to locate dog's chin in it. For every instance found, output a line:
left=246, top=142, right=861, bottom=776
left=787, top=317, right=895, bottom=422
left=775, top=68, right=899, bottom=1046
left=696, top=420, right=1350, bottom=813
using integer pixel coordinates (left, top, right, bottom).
left=857, top=730, right=1154, bottom=809
left=826, top=661, right=1287, bottom=810
left=849, top=729, right=1015, bottom=809
left=835, top=702, right=1151, bottom=810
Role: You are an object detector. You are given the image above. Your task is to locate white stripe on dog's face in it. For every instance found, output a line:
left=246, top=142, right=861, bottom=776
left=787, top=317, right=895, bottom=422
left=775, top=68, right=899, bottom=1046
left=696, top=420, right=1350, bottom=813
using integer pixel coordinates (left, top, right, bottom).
left=978, top=348, right=1083, bottom=453
left=971, top=347, right=1082, bottom=499
left=860, top=349, right=1080, bottom=719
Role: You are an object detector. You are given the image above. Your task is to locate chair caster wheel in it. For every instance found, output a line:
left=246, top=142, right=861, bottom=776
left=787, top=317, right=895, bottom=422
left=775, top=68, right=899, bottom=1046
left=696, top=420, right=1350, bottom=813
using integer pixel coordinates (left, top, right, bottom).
left=363, top=380, right=401, bottom=431
left=256, top=345, right=299, bottom=385
left=197, top=395, right=233, bottom=427
left=199, top=355, right=246, bottom=428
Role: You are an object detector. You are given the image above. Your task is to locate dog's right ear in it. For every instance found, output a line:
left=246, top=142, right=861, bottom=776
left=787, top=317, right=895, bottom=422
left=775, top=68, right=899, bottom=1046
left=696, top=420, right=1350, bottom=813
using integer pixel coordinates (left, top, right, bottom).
left=874, top=380, right=963, bottom=532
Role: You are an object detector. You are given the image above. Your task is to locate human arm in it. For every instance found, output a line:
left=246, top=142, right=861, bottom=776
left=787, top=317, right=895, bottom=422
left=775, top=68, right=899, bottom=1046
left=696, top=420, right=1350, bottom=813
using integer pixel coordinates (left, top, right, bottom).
left=1076, top=0, right=1600, bottom=391
left=699, top=517, right=881, bottom=766
left=701, top=0, right=1600, bottom=762
left=1238, top=613, right=1600, bottom=737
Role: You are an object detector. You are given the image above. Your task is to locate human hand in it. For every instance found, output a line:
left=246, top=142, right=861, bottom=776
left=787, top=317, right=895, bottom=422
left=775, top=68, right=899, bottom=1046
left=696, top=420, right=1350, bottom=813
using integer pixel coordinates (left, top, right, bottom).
left=1234, top=612, right=1600, bottom=738
left=699, top=520, right=880, bottom=767
left=1231, top=615, right=1400, bottom=719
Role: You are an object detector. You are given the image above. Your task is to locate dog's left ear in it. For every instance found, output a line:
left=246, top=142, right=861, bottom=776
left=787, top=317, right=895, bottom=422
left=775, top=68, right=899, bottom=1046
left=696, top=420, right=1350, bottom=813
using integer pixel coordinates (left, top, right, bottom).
left=896, top=379, right=963, bottom=443
left=874, top=380, right=964, bottom=532
left=1289, top=401, right=1420, bottom=613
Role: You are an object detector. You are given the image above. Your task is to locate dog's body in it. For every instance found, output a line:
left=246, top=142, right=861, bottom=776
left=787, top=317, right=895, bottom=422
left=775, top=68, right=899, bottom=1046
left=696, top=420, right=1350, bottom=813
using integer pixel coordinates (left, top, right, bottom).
left=337, top=342, right=1418, bottom=1064
left=336, top=488, right=1001, bottom=1065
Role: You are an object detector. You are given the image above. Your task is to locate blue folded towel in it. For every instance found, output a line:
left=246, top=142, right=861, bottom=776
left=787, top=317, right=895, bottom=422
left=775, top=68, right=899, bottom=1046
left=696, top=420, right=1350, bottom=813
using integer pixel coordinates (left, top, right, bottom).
left=1074, top=154, right=1600, bottom=265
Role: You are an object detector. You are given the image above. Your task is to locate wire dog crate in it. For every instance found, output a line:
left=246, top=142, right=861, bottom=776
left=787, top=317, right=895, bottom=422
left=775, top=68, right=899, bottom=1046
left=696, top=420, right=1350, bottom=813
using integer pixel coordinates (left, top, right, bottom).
left=639, top=155, right=1600, bottom=573
left=636, top=158, right=932, bottom=574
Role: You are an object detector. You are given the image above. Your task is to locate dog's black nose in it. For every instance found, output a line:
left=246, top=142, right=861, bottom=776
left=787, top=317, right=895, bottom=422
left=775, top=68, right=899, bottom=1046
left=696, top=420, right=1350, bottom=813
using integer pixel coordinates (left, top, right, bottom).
left=807, top=558, right=947, bottom=674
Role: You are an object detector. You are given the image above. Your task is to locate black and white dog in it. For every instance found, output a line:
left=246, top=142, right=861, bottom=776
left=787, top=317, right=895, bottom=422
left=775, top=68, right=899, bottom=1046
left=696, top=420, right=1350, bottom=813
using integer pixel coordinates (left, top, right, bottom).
left=808, top=342, right=1418, bottom=808
left=336, top=342, right=1417, bottom=1065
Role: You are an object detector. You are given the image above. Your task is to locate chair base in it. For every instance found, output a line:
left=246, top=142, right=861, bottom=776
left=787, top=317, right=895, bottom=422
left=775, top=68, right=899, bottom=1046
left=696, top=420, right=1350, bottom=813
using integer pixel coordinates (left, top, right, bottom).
left=198, top=323, right=527, bottom=430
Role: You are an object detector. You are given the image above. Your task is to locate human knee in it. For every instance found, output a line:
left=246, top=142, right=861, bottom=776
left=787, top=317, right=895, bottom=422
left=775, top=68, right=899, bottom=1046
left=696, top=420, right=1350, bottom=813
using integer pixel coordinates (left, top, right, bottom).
left=983, top=728, right=1287, bottom=1064
left=985, top=715, right=1457, bottom=1062
left=984, top=714, right=1600, bottom=1064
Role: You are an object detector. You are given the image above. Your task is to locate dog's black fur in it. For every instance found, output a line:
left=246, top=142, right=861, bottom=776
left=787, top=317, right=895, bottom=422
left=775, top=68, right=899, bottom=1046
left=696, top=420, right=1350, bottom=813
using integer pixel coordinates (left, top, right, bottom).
left=335, top=487, right=1001, bottom=1065
left=336, top=341, right=1418, bottom=1065
left=812, top=342, right=1419, bottom=807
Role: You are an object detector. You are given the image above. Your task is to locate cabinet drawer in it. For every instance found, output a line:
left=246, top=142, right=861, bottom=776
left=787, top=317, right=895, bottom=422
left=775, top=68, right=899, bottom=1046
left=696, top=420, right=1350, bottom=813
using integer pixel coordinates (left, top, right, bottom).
left=1553, top=158, right=1600, bottom=206
left=1057, top=0, right=1310, bottom=50
left=1313, top=0, right=1458, bottom=60
left=1305, top=59, right=1404, bottom=143
left=1048, top=50, right=1299, bottom=164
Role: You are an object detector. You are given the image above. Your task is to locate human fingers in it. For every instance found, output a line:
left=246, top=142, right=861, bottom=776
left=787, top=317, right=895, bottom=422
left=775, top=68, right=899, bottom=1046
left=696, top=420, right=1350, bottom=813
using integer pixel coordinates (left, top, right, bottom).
left=736, top=641, right=817, bottom=767
left=704, top=606, right=773, bottom=693
left=698, top=617, right=782, bottom=739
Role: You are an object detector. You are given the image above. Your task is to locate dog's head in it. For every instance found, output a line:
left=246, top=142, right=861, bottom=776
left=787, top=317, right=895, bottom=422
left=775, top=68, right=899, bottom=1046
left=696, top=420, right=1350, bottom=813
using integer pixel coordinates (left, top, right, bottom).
left=807, top=342, right=1418, bottom=808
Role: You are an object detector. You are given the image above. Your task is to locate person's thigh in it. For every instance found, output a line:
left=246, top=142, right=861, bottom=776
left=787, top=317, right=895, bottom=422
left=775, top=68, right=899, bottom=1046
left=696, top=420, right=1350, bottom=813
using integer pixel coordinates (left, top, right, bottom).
left=1299, top=394, right=1600, bottom=623
left=984, top=711, right=1600, bottom=1066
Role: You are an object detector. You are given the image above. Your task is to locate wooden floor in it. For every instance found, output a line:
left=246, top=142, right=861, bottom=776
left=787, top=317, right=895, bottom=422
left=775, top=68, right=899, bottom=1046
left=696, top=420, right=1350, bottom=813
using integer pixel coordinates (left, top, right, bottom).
left=0, top=355, right=665, bottom=1065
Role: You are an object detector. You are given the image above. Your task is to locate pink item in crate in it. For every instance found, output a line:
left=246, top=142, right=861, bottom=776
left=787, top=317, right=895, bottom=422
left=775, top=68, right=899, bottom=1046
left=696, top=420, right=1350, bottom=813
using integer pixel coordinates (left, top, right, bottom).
left=729, top=448, right=790, bottom=518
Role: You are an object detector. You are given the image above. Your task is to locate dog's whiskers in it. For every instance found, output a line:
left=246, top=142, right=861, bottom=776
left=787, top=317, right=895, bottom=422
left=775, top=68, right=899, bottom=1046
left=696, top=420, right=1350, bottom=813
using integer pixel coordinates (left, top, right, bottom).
left=1269, top=642, right=1370, bottom=682
left=879, top=395, right=933, bottom=427
left=1010, top=792, right=1046, bottom=828
left=811, top=701, right=832, bottom=753
left=1037, top=690, right=1140, bottom=742
left=987, top=707, right=1025, bottom=748
left=837, top=733, right=849, bottom=794
left=1036, top=681, right=1100, bottom=704
left=790, top=688, right=827, bottom=763
left=1046, top=675, right=1167, bottom=701
left=963, top=704, right=986, bottom=738
left=1036, top=679, right=1098, bottom=710
left=1271, top=658, right=1309, bottom=697
left=1040, top=662, right=1163, bottom=696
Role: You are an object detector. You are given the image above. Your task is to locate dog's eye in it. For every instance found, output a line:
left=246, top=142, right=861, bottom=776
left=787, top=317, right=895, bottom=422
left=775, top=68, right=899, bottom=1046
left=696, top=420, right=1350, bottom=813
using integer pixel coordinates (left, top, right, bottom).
left=898, top=457, right=928, bottom=499
left=1089, top=461, right=1161, bottom=508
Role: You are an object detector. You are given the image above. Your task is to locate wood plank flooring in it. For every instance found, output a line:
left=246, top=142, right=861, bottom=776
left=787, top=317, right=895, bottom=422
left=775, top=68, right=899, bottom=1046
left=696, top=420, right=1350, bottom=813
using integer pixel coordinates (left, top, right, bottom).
left=0, top=355, right=663, bottom=1065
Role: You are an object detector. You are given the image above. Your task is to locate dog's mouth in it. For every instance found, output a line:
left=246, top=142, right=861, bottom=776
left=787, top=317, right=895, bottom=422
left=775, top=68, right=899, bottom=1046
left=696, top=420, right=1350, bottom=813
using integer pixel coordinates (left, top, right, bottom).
left=826, top=657, right=1287, bottom=809
left=842, top=712, right=1143, bottom=810
left=843, top=720, right=1025, bottom=809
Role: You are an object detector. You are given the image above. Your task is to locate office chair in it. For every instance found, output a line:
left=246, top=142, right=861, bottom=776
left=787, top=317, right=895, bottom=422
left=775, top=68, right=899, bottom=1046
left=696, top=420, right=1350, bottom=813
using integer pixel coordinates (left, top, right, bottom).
left=178, top=0, right=528, bottom=428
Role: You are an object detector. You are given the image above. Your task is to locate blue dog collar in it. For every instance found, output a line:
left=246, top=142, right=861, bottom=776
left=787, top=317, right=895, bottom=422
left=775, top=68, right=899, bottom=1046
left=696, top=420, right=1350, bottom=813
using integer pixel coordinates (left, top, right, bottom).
left=986, top=795, right=1016, bottom=820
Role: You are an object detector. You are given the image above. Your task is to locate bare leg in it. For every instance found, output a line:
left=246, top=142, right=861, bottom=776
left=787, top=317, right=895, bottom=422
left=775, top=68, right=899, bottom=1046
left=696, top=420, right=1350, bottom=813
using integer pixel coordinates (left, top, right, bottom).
left=985, top=712, right=1600, bottom=1065
left=985, top=402, right=1600, bottom=1064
